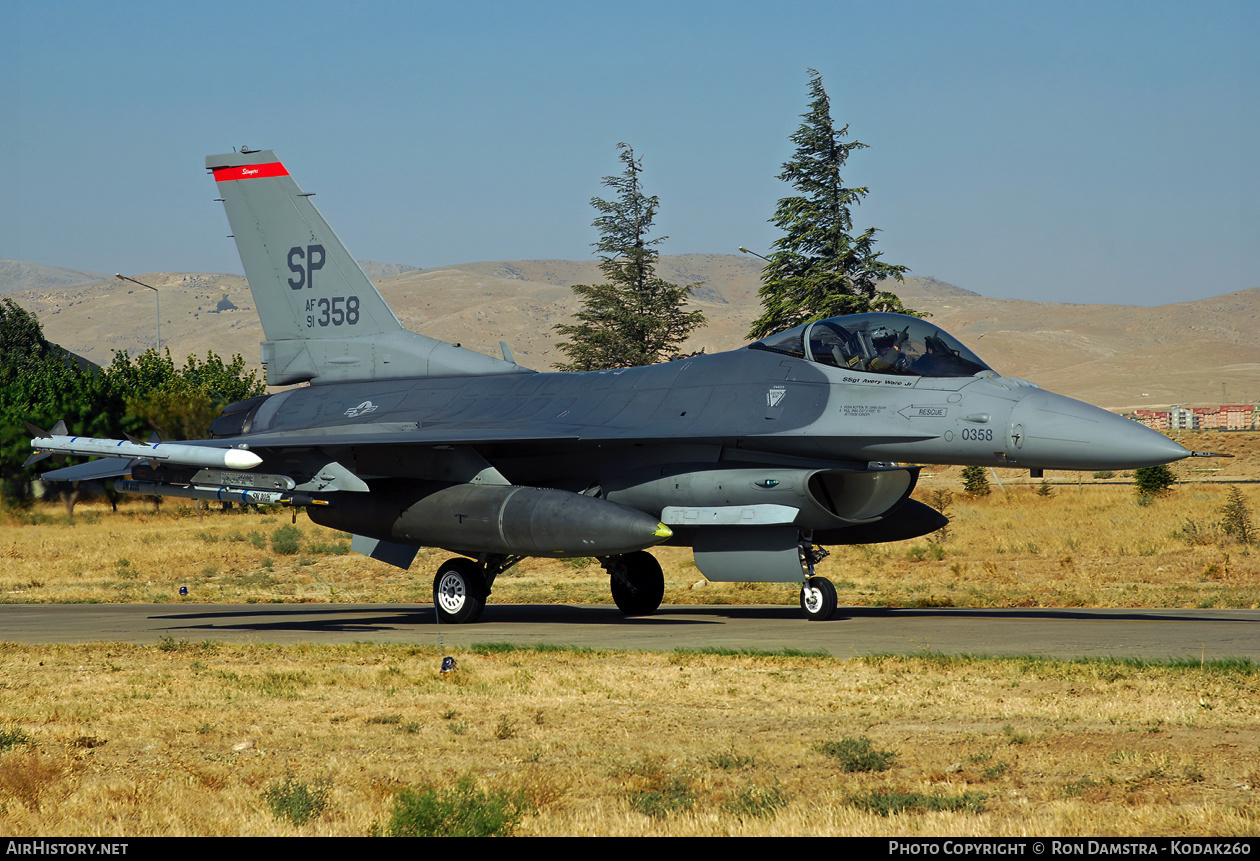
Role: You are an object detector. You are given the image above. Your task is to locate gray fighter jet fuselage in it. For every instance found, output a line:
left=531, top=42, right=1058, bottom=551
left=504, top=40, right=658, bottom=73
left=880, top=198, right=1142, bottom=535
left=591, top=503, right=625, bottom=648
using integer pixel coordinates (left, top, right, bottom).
left=31, top=149, right=1191, bottom=623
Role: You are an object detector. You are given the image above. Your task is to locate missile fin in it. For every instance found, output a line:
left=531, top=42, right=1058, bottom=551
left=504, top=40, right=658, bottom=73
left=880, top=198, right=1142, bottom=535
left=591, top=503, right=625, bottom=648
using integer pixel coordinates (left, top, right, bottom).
left=23, top=450, right=52, bottom=468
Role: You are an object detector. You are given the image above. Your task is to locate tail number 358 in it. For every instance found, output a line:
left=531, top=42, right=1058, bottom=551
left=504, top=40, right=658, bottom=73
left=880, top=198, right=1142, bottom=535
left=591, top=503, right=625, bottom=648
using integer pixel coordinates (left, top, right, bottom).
left=307, top=296, right=361, bottom=328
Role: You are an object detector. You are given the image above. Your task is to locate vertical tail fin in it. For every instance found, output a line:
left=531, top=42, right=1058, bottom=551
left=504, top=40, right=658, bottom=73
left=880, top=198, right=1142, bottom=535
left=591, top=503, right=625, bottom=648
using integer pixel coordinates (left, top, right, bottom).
left=206, top=149, right=524, bottom=385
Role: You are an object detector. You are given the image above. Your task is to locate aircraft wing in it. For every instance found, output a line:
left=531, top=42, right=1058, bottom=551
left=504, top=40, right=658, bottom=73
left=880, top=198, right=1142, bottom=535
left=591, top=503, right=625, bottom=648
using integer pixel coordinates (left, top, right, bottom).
left=33, top=423, right=586, bottom=484
left=205, top=421, right=939, bottom=453
left=37, top=422, right=934, bottom=483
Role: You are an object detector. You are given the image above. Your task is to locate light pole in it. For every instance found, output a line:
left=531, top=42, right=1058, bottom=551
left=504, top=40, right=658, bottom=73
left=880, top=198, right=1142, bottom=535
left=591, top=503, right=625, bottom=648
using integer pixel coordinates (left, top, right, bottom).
left=115, top=274, right=159, bottom=353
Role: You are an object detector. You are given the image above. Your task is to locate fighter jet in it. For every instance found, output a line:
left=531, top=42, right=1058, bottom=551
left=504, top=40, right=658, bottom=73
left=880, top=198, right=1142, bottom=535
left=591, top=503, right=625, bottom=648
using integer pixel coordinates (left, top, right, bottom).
left=31, top=148, right=1192, bottom=623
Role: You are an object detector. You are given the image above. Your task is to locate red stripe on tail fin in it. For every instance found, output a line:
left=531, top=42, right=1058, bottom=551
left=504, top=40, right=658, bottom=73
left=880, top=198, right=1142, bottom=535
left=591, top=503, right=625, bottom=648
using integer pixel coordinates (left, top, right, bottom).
left=212, top=162, right=289, bottom=182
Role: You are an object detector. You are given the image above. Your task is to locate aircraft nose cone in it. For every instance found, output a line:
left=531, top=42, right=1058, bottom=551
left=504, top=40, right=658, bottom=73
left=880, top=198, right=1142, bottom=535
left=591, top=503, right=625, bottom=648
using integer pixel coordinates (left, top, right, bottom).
left=1008, top=389, right=1189, bottom=470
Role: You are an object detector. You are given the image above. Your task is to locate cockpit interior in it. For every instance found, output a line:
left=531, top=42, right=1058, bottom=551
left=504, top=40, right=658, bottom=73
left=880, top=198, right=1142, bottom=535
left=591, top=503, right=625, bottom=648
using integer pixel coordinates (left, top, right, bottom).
left=749, top=313, right=992, bottom=379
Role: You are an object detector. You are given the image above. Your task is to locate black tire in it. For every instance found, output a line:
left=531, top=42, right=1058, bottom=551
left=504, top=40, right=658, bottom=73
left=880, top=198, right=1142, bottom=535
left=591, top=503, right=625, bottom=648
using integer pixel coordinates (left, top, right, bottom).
left=799, top=576, right=837, bottom=622
left=609, top=551, right=665, bottom=617
left=433, top=558, right=487, bottom=624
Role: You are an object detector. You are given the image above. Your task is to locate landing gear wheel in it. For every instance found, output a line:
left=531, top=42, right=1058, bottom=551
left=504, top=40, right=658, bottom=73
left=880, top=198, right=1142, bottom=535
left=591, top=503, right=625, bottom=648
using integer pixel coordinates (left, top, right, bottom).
left=433, top=558, right=487, bottom=624
left=800, top=576, right=837, bottom=622
left=608, top=551, right=665, bottom=617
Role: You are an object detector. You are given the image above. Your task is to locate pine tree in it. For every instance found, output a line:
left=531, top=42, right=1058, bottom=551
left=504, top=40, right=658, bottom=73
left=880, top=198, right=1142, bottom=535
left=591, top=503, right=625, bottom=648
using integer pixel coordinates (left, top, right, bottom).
left=1219, top=486, right=1254, bottom=545
left=555, top=144, right=705, bottom=370
left=962, top=465, right=991, bottom=497
left=748, top=70, right=912, bottom=340
left=0, top=299, right=53, bottom=370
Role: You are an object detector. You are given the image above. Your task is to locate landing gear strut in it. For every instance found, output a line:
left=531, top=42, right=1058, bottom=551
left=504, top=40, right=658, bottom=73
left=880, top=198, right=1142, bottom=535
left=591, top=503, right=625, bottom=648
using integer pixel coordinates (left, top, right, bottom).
left=798, top=537, right=836, bottom=621
left=603, top=550, right=665, bottom=617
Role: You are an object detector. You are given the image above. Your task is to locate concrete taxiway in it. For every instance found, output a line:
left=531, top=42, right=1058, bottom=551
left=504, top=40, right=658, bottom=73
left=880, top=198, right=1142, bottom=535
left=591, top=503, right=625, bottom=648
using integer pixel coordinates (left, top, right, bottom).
left=1, top=603, right=1257, bottom=660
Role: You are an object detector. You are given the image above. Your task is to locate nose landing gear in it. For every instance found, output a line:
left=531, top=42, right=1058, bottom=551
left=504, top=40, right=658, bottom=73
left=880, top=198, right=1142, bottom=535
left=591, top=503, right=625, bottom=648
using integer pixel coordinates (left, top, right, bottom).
left=798, top=539, right=835, bottom=621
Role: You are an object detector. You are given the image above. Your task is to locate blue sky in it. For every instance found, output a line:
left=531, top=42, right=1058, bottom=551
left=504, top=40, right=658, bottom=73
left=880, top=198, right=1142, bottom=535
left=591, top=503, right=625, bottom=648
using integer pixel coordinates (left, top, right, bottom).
left=2, top=0, right=1255, bottom=306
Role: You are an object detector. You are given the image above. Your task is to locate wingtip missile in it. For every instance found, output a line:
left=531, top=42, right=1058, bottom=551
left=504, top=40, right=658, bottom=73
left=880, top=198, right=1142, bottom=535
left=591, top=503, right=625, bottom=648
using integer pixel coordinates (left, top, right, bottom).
left=23, top=421, right=69, bottom=467
left=27, top=428, right=263, bottom=471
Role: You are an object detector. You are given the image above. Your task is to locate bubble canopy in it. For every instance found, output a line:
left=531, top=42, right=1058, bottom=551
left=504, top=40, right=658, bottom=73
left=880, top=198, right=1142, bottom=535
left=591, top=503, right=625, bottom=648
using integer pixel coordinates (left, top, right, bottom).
left=748, top=313, right=993, bottom=379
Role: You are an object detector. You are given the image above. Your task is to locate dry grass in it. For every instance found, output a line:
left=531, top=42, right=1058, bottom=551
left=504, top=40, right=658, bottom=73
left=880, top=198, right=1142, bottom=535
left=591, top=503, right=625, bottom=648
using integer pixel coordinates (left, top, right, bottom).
left=838, top=477, right=1260, bottom=611
left=0, top=642, right=1256, bottom=836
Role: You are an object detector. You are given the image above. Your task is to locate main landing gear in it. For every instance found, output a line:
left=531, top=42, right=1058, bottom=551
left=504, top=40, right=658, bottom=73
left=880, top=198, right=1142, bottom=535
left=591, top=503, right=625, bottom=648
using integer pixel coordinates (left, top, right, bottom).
left=433, top=558, right=487, bottom=624
left=432, top=554, right=521, bottom=624
left=603, top=551, right=665, bottom=617
left=431, top=551, right=666, bottom=623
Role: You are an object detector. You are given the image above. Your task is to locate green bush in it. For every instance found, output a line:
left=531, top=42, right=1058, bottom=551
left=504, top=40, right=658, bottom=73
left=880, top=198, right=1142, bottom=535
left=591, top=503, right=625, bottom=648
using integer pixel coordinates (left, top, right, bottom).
left=847, top=788, right=987, bottom=816
left=722, top=781, right=789, bottom=819
left=305, top=539, right=350, bottom=555
left=385, top=777, right=530, bottom=837
left=816, top=735, right=897, bottom=772
left=629, top=774, right=699, bottom=819
left=270, top=524, right=302, bottom=555
left=262, top=775, right=329, bottom=826
left=906, top=544, right=945, bottom=562
left=0, top=726, right=32, bottom=751
left=1134, top=464, right=1176, bottom=499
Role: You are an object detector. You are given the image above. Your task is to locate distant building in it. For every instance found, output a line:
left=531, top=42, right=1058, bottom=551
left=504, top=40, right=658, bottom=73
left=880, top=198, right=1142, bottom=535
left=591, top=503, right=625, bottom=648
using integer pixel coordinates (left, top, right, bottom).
left=1132, top=409, right=1168, bottom=430
left=1223, top=404, right=1253, bottom=430
left=1195, top=407, right=1221, bottom=430
left=1169, top=406, right=1196, bottom=430
left=1127, top=404, right=1258, bottom=431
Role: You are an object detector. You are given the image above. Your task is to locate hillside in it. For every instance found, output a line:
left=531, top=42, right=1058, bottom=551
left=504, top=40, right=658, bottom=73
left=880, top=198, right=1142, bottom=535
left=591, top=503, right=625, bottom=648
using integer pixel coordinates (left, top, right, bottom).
left=5, top=254, right=1257, bottom=410
left=0, top=259, right=108, bottom=294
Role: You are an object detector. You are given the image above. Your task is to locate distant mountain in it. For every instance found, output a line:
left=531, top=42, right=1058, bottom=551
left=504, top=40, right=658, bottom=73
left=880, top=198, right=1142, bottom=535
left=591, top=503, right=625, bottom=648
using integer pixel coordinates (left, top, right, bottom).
left=0, top=258, right=415, bottom=292
left=0, top=259, right=108, bottom=294
left=357, top=260, right=421, bottom=279
left=6, top=254, right=1258, bottom=411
